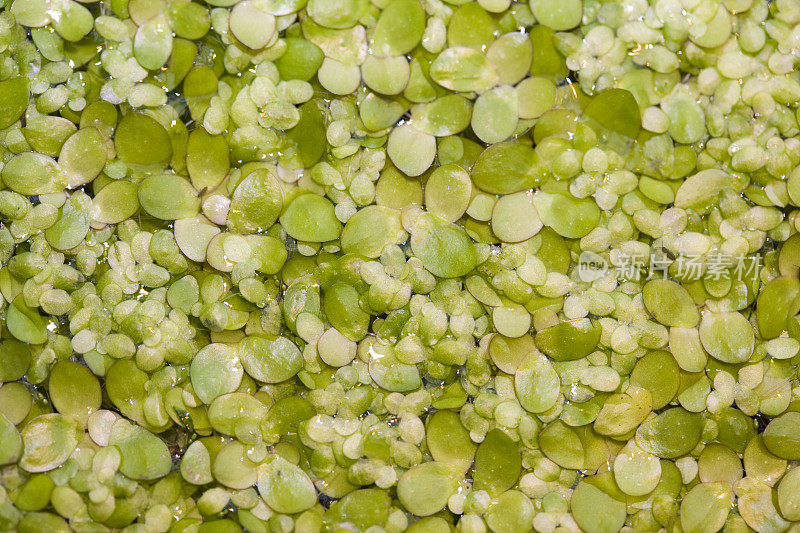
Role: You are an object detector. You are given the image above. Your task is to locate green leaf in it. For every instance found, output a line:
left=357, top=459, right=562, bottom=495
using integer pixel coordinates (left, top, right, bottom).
left=583, top=88, right=641, bottom=138
left=7, top=295, right=48, bottom=344
left=0, top=78, right=29, bottom=130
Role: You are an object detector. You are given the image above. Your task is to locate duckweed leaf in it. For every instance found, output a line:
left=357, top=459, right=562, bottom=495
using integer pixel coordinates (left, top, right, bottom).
left=0, top=415, right=22, bottom=465
left=91, top=180, right=140, bottom=224
left=48, top=361, right=101, bottom=427
left=1, top=152, right=64, bottom=195
left=108, top=420, right=171, bottom=480
left=698, top=312, right=755, bottom=364
left=19, top=414, right=80, bottom=473
left=430, top=47, right=499, bottom=93
left=340, top=205, right=407, bottom=258
left=0, top=78, right=29, bottom=129
left=425, top=410, right=476, bottom=472
left=257, top=456, right=317, bottom=514
left=190, top=343, right=244, bottom=404
left=636, top=408, right=703, bottom=458
left=642, top=279, right=699, bottom=327
left=186, top=128, right=230, bottom=192
left=533, top=192, right=600, bottom=239
left=757, top=277, right=800, bottom=340
left=115, top=113, right=172, bottom=166
left=45, top=193, right=91, bottom=250
left=7, top=295, right=48, bottom=345
left=371, top=0, right=425, bottom=55
left=474, top=429, right=521, bottom=496
left=535, top=318, right=601, bottom=361
left=238, top=335, right=302, bottom=383
left=397, top=462, right=460, bottom=516
left=571, top=480, right=627, bottom=533
left=227, top=169, right=284, bottom=233
left=471, top=142, right=543, bottom=195
left=583, top=88, right=641, bottom=139
left=410, top=214, right=477, bottom=279
left=138, top=174, right=201, bottom=220
left=280, top=193, right=341, bottom=242
left=515, top=351, right=560, bottom=413
left=762, top=412, right=800, bottom=460
left=680, top=482, right=733, bottom=533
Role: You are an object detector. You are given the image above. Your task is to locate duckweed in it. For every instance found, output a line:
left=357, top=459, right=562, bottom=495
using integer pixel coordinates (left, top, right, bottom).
left=3, top=0, right=800, bottom=531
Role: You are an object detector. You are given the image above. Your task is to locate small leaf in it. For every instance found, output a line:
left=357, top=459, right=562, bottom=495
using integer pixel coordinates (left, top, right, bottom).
left=7, top=295, right=48, bottom=344
left=583, top=88, right=641, bottom=138
left=0, top=78, right=29, bottom=130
